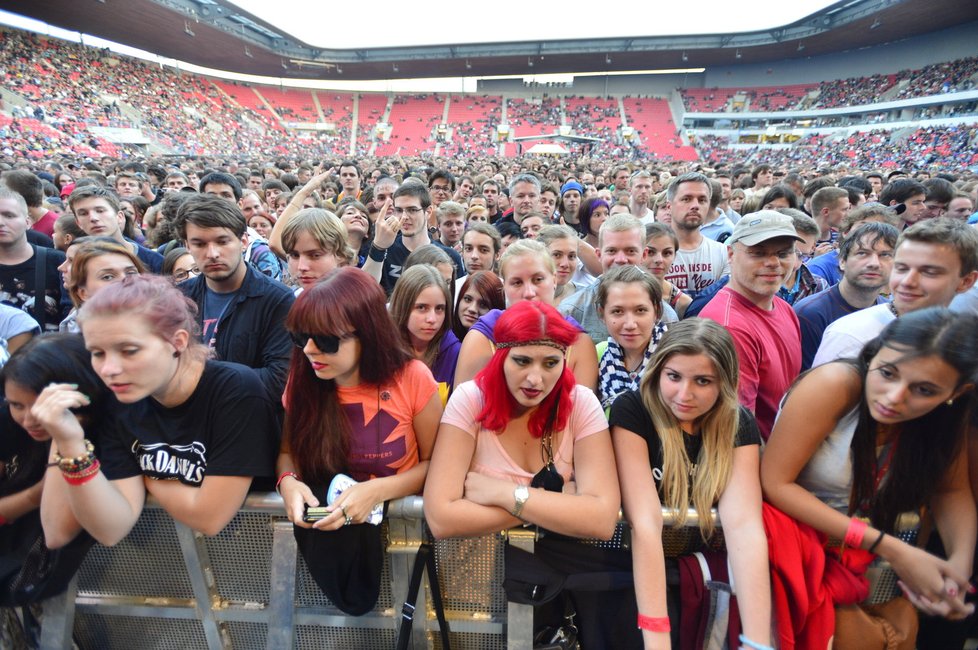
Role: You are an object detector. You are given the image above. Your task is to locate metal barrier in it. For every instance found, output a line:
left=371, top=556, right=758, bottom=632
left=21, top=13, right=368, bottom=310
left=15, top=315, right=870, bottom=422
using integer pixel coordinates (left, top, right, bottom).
left=38, top=495, right=917, bottom=649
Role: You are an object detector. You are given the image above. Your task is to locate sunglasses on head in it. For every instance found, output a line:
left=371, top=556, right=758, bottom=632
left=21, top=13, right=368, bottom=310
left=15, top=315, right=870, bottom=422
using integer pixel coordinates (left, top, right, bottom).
left=289, top=331, right=355, bottom=354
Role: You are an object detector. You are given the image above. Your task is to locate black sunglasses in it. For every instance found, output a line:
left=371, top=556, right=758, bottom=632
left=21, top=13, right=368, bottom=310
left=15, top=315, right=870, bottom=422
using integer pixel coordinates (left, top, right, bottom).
left=290, top=331, right=355, bottom=354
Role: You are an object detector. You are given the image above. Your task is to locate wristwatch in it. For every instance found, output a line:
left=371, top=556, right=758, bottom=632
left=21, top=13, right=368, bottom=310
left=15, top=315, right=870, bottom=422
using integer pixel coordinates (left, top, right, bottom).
left=512, top=485, right=530, bottom=519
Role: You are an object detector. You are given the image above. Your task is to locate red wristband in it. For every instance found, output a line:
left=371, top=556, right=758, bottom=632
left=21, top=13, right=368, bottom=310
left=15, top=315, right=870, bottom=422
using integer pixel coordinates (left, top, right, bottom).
left=637, top=613, right=670, bottom=632
left=276, top=471, right=299, bottom=494
left=62, top=459, right=101, bottom=486
left=844, top=517, right=868, bottom=548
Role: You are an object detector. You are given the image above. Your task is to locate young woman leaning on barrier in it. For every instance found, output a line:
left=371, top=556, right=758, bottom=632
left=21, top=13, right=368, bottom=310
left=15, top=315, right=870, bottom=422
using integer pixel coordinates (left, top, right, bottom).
left=610, top=318, right=772, bottom=650
left=40, top=275, right=280, bottom=547
left=761, top=308, right=978, bottom=647
left=423, top=300, right=619, bottom=541
left=276, top=266, right=442, bottom=531
left=0, top=335, right=113, bottom=605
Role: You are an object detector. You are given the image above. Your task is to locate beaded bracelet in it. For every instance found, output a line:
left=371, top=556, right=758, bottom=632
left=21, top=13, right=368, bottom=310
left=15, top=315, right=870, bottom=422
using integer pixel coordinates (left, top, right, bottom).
left=637, top=613, right=670, bottom=632
left=62, top=459, right=101, bottom=486
left=739, top=634, right=774, bottom=650
left=52, top=439, right=96, bottom=473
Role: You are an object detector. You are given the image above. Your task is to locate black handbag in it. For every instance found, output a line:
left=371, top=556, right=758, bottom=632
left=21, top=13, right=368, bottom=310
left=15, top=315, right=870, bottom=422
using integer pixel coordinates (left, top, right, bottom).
left=292, top=483, right=384, bottom=616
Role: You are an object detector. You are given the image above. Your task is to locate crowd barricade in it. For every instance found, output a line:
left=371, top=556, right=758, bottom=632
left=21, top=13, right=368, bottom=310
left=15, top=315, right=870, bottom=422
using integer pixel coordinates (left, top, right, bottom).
left=38, top=494, right=918, bottom=649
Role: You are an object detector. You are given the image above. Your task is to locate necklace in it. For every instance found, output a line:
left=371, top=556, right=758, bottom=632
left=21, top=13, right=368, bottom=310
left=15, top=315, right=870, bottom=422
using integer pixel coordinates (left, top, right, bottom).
left=887, top=301, right=899, bottom=317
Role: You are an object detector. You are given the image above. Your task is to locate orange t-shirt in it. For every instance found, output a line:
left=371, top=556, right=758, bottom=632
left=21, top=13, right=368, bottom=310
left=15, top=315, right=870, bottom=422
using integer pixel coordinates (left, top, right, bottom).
left=335, top=360, right=437, bottom=480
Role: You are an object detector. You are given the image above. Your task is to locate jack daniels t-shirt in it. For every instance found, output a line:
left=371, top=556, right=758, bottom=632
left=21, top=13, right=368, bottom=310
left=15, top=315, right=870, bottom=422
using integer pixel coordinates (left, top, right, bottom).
left=608, top=390, right=760, bottom=491
left=99, top=361, right=278, bottom=485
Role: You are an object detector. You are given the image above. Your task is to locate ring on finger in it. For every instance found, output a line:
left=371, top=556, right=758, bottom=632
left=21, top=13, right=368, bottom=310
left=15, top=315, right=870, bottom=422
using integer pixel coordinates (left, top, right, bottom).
left=344, top=515, right=353, bottom=526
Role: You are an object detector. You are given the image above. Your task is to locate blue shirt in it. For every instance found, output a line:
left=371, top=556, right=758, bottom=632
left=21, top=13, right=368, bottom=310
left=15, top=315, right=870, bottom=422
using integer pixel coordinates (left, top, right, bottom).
left=793, top=283, right=884, bottom=370
left=807, top=249, right=841, bottom=287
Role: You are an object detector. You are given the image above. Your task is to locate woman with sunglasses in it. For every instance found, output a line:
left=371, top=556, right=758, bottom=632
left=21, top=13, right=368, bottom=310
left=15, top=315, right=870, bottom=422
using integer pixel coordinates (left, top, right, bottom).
left=276, top=267, right=442, bottom=531
left=424, top=300, right=619, bottom=540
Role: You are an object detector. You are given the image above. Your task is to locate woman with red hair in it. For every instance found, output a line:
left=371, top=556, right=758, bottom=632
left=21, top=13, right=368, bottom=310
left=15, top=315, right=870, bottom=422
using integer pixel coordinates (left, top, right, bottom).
left=424, top=300, right=619, bottom=540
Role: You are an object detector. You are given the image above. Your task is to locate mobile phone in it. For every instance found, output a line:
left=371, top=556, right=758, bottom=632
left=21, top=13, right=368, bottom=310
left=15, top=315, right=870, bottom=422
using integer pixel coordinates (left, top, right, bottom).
left=303, top=505, right=333, bottom=523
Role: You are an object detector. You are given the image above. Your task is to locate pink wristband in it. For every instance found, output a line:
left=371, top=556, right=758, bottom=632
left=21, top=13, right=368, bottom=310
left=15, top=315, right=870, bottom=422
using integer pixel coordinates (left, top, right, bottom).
left=637, top=613, right=670, bottom=632
left=844, top=518, right=868, bottom=548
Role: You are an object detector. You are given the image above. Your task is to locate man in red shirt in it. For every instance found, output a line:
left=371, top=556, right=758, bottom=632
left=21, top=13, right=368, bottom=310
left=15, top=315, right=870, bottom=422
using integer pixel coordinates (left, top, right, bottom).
left=700, top=210, right=803, bottom=440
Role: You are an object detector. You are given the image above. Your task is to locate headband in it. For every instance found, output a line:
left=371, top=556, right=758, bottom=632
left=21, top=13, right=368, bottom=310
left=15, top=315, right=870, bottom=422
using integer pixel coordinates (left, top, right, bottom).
left=496, top=338, right=567, bottom=353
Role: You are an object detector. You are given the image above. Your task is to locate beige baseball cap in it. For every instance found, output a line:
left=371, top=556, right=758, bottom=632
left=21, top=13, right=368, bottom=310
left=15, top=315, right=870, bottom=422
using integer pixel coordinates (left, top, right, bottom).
left=727, top=210, right=804, bottom=247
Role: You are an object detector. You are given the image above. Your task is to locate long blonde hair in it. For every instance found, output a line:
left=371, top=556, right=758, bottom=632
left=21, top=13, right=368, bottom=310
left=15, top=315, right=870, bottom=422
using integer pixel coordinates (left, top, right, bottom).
left=639, top=319, right=740, bottom=539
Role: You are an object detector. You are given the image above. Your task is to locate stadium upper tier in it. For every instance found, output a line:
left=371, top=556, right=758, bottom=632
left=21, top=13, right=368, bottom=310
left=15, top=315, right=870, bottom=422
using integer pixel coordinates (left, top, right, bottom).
left=0, top=26, right=976, bottom=166
left=680, top=56, right=978, bottom=113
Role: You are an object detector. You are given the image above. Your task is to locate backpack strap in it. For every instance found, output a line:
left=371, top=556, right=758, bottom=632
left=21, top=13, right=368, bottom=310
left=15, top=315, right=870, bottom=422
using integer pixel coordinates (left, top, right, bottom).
left=33, top=246, right=47, bottom=329
left=395, top=540, right=451, bottom=650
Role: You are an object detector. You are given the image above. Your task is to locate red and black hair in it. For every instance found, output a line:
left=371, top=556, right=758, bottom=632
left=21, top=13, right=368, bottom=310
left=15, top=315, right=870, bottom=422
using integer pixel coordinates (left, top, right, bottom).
left=474, top=301, right=579, bottom=438
left=284, top=266, right=411, bottom=482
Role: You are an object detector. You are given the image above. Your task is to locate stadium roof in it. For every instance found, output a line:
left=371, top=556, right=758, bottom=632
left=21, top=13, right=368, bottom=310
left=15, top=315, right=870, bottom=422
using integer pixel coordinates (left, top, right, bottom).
left=4, top=0, right=977, bottom=81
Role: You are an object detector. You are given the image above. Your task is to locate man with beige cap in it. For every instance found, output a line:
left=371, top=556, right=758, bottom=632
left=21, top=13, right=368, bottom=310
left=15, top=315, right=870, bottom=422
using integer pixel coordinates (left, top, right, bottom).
left=700, top=210, right=804, bottom=441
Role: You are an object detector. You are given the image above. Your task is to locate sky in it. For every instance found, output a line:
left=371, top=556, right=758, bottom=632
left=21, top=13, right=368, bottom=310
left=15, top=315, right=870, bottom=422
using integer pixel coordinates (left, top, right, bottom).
left=227, top=0, right=841, bottom=49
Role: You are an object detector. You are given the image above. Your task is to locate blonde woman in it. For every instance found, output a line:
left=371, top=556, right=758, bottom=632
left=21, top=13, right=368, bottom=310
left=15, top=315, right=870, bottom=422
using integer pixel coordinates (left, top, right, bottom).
left=611, top=319, right=771, bottom=650
left=453, top=239, right=598, bottom=390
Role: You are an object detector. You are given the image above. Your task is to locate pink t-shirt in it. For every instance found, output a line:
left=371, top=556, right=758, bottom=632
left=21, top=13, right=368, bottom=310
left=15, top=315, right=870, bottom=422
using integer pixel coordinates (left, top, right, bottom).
left=442, top=381, right=608, bottom=485
left=700, top=286, right=801, bottom=441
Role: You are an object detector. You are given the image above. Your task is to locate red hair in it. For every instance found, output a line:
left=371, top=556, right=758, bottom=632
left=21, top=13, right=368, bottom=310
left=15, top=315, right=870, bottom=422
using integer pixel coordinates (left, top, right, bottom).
left=284, top=267, right=411, bottom=482
left=475, top=301, right=579, bottom=438
left=453, top=270, right=505, bottom=339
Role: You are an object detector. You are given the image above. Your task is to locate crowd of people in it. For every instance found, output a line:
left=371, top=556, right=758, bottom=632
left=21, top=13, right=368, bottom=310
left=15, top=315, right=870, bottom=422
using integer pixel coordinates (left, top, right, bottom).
left=6, top=26, right=977, bottom=169
left=680, top=55, right=978, bottom=113
left=0, top=144, right=975, bottom=649
left=693, top=123, right=978, bottom=170
left=3, top=18, right=978, bottom=650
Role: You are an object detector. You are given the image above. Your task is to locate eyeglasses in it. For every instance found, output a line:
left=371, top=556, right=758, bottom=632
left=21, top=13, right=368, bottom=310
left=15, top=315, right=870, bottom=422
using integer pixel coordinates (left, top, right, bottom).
left=392, top=207, right=424, bottom=216
left=290, top=331, right=357, bottom=354
left=796, top=249, right=813, bottom=264
left=430, top=185, right=452, bottom=194
left=172, top=267, right=200, bottom=282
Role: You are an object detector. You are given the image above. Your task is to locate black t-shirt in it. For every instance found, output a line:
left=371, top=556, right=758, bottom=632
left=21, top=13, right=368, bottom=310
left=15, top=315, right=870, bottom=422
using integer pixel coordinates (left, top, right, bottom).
left=0, top=407, right=48, bottom=499
left=379, top=234, right=466, bottom=295
left=99, top=361, right=278, bottom=485
left=0, top=245, right=66, bottom=332
left=609, top=390, right=760, bottom=492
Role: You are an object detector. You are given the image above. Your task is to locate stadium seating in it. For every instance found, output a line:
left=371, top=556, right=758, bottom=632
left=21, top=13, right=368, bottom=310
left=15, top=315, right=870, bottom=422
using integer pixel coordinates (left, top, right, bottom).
left=0, top=25, right=975, bottom=166
left=623, top=98, right=698, bottom=161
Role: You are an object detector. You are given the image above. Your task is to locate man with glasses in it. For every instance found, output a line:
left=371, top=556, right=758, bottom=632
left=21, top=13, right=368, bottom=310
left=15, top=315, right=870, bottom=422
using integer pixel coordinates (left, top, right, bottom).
left=428, top=169, right=456, bottom=211
left=363, top=182, right=464, bottom=295
left=700, top=211, right=803, bottom=441
left=777, top=210, right=827, bottom=306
